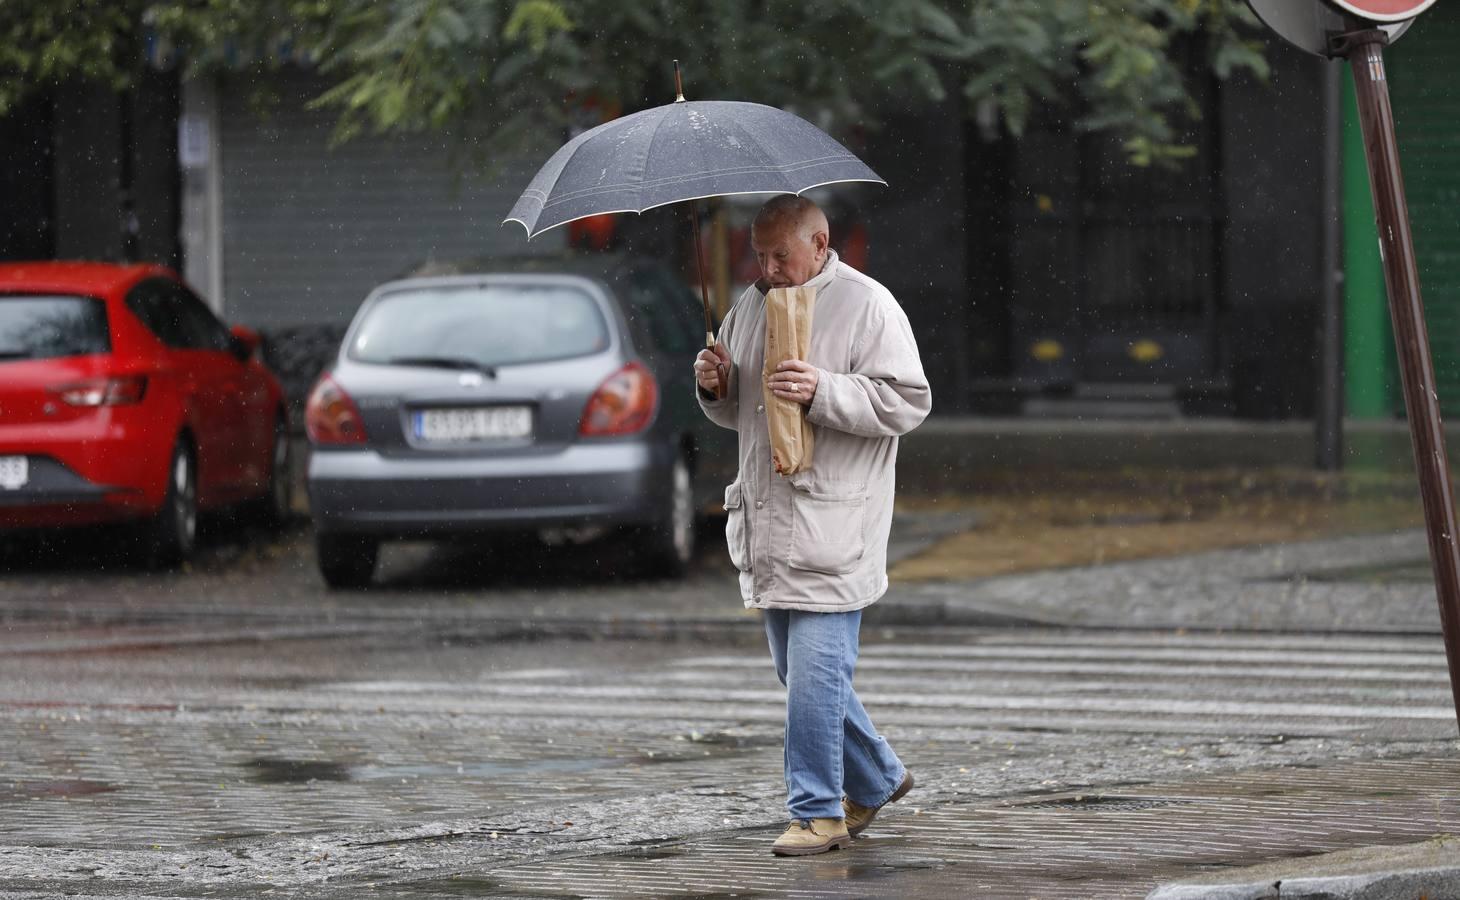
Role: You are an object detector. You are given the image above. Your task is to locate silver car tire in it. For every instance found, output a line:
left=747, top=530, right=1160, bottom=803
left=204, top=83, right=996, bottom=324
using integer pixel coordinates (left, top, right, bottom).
left=316, top=533, right=379, bottom=589
left=641, top=452, right=695, bottom=578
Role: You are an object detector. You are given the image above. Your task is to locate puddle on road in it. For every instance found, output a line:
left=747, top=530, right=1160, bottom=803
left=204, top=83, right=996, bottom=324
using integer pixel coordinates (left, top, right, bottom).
left=1002, top=793, right=1203, bottom=812
left=392, top=876, right=504, bottom=896
left=202, top=830, right=269, bottom=844
left=623, top=845, right=687, bottom=861
left=628, top=727, right=781, bottom=764
left=242, top=733, right=767, bottom=790
left=0, top=779, right=117, bottom=801
left=352, top=757, right=616, bottom=780
left=807, top=861, right=917, bottom=882
left=244, top=758, right=352, bottom=784
left=681, top=728, right=781, bottom=750
left=241, top=730, right=767, bottom=791
left=243, top=755, right=617, bottom=785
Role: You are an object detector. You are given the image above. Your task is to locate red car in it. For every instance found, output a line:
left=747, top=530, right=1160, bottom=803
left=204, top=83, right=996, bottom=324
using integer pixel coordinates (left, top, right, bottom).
left=0, top=262, right=291, bottom=564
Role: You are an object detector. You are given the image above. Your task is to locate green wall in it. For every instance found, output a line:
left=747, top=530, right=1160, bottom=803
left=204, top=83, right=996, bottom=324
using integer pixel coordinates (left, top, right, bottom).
left=1342, top=74, right=1396, bottom=419
left=1345, top=7, right=1460, bottom=418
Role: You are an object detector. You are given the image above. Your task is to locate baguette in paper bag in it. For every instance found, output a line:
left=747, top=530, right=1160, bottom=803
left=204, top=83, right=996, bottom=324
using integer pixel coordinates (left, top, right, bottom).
left=762, top=286, right=816, bottom=476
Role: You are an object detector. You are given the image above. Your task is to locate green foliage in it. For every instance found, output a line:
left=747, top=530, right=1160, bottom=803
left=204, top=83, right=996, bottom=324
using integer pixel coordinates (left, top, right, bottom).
left=933, top=0, right=1268, bottom=163
left=0, top=0, right=146, bottom=110
left=0, top=0, right=1270, bottom=164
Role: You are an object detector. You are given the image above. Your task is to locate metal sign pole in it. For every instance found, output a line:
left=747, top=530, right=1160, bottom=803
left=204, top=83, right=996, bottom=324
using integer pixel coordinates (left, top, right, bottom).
left=1336, top=27, right=1460, bottom=732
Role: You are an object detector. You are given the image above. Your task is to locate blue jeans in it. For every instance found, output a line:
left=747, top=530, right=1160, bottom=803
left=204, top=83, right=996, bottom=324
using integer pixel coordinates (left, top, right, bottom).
left=763, top=608, right=905, bottom=822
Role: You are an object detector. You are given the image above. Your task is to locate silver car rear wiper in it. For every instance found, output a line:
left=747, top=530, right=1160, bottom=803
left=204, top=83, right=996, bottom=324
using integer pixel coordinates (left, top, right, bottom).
left=385, top=355, right=497, bottom=377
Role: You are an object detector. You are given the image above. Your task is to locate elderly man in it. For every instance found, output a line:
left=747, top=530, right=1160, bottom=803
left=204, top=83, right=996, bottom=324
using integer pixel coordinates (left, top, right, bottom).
left=694, top=195, right=931, bottom=856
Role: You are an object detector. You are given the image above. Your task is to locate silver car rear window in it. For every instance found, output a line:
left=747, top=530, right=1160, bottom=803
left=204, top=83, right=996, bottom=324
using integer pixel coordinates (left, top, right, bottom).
left=349, top=284, right=610, bottom=368
left=0, top=295, right=110, bottom=362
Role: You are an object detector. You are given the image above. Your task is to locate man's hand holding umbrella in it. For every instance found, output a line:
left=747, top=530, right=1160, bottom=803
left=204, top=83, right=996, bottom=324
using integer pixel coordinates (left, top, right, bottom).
left=693, top=344, right=731, bottom=398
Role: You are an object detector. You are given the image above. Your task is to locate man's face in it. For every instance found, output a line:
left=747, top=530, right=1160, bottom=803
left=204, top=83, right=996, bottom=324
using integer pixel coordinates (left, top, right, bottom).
left=751, top=219, right=826, bottom=289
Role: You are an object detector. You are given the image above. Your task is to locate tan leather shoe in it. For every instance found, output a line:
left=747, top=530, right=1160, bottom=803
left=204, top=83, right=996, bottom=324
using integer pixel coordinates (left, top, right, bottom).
left=770, top=818, right=850, bottom=856
left=843, top=770, right=914, bottom=837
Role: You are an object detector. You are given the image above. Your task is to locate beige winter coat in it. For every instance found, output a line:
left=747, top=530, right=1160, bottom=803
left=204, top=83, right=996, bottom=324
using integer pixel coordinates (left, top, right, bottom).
left=698, top=250, right=931, bottom=612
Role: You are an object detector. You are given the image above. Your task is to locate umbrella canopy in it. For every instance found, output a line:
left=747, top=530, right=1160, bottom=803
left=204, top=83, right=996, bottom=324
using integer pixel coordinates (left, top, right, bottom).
left=504, top=100, right=885, bottom=239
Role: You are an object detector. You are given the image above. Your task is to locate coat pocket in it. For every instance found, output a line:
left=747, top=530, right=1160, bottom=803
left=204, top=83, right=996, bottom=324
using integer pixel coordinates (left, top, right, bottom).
left=723, top=482, right=751, bottom=572
left=788, top=488, right=866, bottom=575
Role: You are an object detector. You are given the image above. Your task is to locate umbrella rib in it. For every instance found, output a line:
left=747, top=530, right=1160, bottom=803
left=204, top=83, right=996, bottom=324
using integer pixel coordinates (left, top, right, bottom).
left=513, top=126, right=602, bottom=205
left=542, top=115, right=643, bottom=206
left=641, top=102, right=682, bottom=206
left=716, top=113, right=801, bottom=193
left=537, top=156, right=866, bottom=210
left=515, top=105, right=670, bottom=208
left=626, top=181, right=886, bottom=215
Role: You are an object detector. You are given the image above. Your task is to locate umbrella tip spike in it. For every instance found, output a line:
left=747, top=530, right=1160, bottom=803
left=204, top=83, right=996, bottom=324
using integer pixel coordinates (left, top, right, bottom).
left=673, top=59, right=685, bottom=102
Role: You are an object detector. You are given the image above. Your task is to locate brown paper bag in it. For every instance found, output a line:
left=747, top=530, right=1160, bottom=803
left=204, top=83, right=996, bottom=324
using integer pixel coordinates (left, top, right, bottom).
left=762, top=286, right=816, bottom=476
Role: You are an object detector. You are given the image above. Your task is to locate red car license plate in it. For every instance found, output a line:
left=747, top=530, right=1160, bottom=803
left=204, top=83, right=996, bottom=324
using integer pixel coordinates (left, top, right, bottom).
left=0, top=456, right=28, bottom=490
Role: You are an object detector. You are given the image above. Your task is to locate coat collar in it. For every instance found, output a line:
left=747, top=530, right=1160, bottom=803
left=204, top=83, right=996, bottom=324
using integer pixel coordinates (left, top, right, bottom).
left=754, top=249, right=840, bottom=296
left=803, top=249, right=840, bottom=291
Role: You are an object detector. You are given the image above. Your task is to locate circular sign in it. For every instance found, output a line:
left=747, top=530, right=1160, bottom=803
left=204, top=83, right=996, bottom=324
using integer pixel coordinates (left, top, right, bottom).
left=1248, top=0, right=1415, bottom=57
left=1325, top=0, right=1437, bottom=23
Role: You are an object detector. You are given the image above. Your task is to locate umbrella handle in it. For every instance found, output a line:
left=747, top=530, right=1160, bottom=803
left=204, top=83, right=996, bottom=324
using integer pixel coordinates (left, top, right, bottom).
left=706, top=332, right=728, bottom=401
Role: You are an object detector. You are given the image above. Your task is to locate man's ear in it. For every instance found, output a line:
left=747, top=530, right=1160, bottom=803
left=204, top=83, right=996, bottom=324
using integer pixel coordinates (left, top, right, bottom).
left=812, top=230, right=830, bottom=255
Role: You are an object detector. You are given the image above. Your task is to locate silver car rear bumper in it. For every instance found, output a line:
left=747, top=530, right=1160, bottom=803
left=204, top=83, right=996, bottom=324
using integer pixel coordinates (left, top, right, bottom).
left=307, top=440, right=667, bottom=537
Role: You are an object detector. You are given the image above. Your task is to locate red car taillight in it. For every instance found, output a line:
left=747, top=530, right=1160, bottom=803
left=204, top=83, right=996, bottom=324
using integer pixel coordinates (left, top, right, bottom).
left=306, top=375, right=368, bottom=445
left=55, top=376, right=148, bottom=407
left=580, top=361, right=658, bottom=436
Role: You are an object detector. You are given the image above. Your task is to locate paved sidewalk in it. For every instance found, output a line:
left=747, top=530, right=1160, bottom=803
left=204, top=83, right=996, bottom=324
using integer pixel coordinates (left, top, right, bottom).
left=878, top=529, right=1443, bottom=633
left=897, top=416, right=1460, bottom=486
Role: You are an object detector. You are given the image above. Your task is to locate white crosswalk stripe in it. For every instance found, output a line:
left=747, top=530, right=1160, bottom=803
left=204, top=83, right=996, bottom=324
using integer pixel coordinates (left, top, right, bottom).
left=326, top=629, right=1457, bottom=739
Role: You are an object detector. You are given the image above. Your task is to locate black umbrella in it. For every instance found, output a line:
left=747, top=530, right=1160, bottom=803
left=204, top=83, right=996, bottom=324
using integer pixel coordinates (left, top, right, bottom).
left=505, top=63, right=885, bottom=365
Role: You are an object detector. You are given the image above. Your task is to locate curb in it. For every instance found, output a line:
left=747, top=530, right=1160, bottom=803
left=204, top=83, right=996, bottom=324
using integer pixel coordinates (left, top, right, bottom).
left=1146, top=838, right=1460, bottom=900
left=1148, top=867, right=1460, bottom=899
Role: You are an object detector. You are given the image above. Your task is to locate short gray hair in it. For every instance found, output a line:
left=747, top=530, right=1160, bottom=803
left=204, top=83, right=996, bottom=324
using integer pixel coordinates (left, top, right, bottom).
left=753, top=195, right=825, bottom=240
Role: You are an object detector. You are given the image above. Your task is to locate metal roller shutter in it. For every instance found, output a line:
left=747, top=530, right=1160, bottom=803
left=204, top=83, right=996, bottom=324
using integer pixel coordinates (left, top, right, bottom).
left=218, top=72, right=563, bottom=328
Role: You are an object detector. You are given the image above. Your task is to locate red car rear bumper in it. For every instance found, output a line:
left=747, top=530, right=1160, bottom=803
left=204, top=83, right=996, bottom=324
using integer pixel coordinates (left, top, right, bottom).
left=0, top=408, right=175, bottom=529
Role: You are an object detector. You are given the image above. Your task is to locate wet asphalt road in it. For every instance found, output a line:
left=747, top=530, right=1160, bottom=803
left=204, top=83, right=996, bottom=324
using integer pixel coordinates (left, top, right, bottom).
left=0, top=512, right=752, bottom=634
left=2, top=517, right=1459, bottom=898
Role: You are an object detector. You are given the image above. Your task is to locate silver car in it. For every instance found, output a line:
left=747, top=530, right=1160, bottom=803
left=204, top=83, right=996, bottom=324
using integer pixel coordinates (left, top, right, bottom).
left=305, top=255, right=733, bottom=588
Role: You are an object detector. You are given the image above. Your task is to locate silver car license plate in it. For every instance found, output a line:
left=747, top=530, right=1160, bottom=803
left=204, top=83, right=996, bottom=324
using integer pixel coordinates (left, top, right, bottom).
left=414, top=407, right=532, bottom=443
left=0, top=456, right=27, bottom=490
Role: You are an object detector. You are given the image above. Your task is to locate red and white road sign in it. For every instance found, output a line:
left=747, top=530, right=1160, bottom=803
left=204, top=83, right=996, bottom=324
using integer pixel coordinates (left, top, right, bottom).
left=1326, top=0, right=1438, bottom=22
